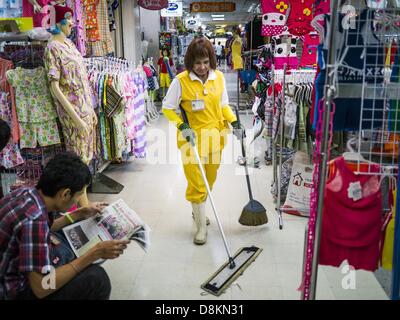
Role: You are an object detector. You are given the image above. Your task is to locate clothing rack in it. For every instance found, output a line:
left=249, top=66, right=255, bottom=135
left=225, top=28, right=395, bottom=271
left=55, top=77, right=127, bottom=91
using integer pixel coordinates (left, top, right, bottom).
left=301, top=1, right=400, bottom=300
left=272, top=68, right=317, bottom=229
left=84, top=56, right=148, bottom=194
left=0, top=39, right=54, bottom=195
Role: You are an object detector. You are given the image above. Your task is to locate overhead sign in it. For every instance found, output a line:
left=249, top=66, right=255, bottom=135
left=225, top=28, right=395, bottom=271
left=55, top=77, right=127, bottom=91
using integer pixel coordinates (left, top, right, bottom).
left=186, top=18, right=200, bottom=30
left=161, top=1, right=183, bottom=17
left=138, top=0, right=168, bottom=10
left=190, top=2, right=236, bottom=13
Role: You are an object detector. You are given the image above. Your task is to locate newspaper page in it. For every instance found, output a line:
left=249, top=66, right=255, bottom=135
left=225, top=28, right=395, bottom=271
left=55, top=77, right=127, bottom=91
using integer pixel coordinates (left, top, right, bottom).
left=63, top=199, right=151, bottom=258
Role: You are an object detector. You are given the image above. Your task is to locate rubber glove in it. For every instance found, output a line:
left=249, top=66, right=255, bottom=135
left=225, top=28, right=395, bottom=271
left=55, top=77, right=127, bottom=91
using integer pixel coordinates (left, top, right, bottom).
left=178, top=123, right=195, bottom=144
left=231, top=121, right=245, bottom=140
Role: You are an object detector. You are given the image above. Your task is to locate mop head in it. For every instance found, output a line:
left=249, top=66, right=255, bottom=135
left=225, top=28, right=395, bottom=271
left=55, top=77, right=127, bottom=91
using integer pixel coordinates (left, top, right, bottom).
left=239, top=200, right=268, bottom=226
left=201, top=246, right=262, bottom=296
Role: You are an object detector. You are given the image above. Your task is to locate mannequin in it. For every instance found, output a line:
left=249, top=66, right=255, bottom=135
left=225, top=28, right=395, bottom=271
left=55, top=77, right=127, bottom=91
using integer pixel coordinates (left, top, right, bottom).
left=231, top=26, right=244, bottom=70
left=44, top=5, right=97, bottom=207
left=158, top=48, right=174, bottom=98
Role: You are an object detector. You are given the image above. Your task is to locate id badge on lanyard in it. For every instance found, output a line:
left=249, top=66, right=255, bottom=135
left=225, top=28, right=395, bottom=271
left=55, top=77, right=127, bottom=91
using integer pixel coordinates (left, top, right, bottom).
left=191, top=93, right=205, bottom=112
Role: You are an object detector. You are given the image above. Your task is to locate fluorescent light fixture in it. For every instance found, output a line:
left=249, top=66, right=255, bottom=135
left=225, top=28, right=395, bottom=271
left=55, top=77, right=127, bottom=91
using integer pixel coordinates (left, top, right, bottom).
left=212, top=17, right=225, bottom=21
left=211, top=14, right=225, bottom=18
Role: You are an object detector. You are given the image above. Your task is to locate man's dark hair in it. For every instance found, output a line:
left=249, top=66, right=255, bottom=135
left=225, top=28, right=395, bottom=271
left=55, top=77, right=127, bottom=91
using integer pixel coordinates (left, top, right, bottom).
left=218, top=42, right=221, bottom=45
left=36, top=152, right=92, bottom=197
left=0, top=119, right=11, bottom=152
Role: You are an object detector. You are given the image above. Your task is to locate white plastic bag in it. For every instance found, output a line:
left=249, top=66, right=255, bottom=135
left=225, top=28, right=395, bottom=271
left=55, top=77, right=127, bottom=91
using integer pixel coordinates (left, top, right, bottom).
left=282, top=151, right=313, bottom=217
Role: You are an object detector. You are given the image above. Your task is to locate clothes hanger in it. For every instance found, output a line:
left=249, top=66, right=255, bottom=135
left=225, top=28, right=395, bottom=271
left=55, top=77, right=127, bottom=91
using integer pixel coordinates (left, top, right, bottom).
left=342, top=136, right=375, bottom=164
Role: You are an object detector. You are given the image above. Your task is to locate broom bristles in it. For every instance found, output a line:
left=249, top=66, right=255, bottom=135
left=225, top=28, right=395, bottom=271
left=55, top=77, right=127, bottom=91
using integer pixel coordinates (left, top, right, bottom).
left=239, top=210, right=268, bottom=226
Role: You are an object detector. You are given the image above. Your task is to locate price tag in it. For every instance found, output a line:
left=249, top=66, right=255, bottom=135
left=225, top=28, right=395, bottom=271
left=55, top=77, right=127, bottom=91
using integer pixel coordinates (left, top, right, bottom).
left=347, top=181, right=363, bottom=201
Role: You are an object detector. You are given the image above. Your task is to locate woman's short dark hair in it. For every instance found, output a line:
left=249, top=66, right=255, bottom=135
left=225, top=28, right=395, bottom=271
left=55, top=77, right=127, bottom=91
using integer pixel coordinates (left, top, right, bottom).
left=184, top=37, right=217, bottom=72
left=0, top=119, right=11, bottom=152
left=36, top=152, right=92, bottom=197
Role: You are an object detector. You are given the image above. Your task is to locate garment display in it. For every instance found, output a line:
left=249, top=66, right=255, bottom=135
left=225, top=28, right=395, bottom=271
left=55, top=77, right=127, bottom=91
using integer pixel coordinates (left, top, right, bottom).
left=273, top=36, right=299, bottom=70
left=300, top=33, right=319, bottom=68
left=0, top=57, right=19, bottom=143
left=67, top=0, right=87, bottom=56
left=313, top=10, right=385, bottom=131
left=22, top=0, right=49, bottom=28
left=44, top=39, right=96, bottom=164
left=319, top=157, right=383, bottom=271
left=261, top=0, right=289, bottom=37
left=6, top=66, right=61, bottom=148
left=83, top=0, right=100, bottom=42
left=87, top=58, right=148, bottom=160
left=0, top=92, right=24, bottom=169
left=84, top=0, right=114, bottom=56
left=287, top=0, right=315, bottom=36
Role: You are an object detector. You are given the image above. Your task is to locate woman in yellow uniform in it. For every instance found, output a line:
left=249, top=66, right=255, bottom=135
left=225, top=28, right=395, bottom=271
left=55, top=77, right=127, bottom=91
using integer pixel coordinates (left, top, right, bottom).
left=162, top=37, right=242, bottom=245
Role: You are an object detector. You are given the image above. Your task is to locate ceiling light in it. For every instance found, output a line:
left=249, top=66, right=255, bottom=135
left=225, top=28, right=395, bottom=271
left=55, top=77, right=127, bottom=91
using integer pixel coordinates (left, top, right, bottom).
left=211, top=14, right=224, bottom=18
left=212, top=18, right=225, bottom=21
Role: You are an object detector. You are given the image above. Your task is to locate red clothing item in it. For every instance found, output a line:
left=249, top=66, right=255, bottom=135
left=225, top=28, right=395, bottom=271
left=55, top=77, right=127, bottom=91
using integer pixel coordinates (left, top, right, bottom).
left=319, top=157, right=383, bottom=272
left=158, top=57, right=173, bottom=74
left=0, top=188, right=53, bottom=300
left=300, top=33, right=320, bottom=67
left=22, top=0, right=50, bottom=28
left=287, top=0, right=315, bottom=36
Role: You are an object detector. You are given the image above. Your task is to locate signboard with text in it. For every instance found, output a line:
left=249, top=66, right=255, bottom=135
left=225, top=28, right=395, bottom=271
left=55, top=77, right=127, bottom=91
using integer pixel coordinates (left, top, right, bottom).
left=161, top=1, right=183, bottom=17
left=138, top=0, right=168, bottom=10
left=190, top=2, right=236, bottom=12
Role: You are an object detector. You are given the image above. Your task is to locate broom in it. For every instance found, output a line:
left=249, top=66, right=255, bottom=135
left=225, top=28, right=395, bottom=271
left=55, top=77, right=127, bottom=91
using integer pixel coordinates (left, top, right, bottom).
left=235, top=72, right=268, bottom=226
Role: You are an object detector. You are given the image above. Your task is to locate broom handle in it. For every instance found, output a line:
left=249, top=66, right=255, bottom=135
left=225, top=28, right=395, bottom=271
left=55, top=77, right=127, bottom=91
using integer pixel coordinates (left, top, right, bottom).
left=180, top=106, right=235, bottom=268
left=235, top=72, right=254, bottom=201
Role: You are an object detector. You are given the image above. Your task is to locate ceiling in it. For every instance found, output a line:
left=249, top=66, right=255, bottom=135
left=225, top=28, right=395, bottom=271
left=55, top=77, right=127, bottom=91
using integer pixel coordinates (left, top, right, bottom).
left=181, top=0, right=260, bottom=28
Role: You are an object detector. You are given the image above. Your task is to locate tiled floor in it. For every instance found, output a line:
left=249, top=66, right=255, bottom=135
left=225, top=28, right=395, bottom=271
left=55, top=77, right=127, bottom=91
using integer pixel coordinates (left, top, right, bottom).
left=88, top=70, right=389, bottom=300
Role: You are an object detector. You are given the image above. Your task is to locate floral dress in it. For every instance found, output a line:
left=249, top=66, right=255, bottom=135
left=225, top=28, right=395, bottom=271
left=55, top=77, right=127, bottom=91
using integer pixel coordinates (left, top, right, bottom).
left=44, top=39, right=96, bottom=165
left=6, top=66, right=61, bottom=149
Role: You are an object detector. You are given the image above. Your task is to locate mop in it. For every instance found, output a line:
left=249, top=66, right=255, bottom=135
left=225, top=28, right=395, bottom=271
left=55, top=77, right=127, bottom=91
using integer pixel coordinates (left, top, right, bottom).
left=179, top=106, right=262, bottom=297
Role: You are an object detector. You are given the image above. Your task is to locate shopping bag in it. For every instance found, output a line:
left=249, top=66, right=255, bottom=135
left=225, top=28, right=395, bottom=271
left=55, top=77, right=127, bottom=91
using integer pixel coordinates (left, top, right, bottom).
left=282, top=151, right=313, bottom=217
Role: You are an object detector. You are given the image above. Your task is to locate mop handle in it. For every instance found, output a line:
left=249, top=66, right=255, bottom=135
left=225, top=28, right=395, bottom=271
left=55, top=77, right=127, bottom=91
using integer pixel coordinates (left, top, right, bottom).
left=180, top=106, right=235, bottom=266
left=192, top=145, right=235, bottom=266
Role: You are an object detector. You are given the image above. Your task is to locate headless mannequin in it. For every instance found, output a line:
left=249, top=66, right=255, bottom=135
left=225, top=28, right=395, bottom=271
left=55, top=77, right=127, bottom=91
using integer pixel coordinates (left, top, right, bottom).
left=47, top=17, right=97, bottom=207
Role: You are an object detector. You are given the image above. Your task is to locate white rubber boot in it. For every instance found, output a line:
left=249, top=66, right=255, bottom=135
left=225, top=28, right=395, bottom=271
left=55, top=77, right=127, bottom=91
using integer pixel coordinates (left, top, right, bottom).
left=192, top=202, right=207, bottom=245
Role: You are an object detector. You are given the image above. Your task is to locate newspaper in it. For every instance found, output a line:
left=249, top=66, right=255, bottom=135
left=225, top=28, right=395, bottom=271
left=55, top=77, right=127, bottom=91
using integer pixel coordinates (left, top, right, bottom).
left=63, top=199, right=151, bottom=259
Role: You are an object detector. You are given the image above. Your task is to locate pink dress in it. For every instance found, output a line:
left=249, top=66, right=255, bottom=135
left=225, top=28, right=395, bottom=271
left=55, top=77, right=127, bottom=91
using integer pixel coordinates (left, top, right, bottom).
left=287, top=0, right=315, bottom=36
left=319, top=156, right=383, bottom=271
left=300, top=33, right=320, bottom=67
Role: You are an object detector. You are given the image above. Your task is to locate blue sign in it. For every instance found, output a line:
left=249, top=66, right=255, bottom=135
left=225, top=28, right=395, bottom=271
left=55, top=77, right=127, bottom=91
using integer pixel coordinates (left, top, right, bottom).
left=161, top=1, right=182, bottom=17
left=168, top=3, right=178, bottom=11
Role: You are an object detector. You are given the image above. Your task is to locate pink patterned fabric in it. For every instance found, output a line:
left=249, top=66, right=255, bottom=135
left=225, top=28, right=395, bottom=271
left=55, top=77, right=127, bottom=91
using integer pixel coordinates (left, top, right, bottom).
left=287, top=0, right=315, bottom=36
left=0, top=92, right=24, bottom=169
left=22, top=0, right=50, bottom=28
left=261, top=0, right=289, bottom=37
left=300, top=33, right=320, bottom=67
left=67, top=0, right=87, bottom=56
